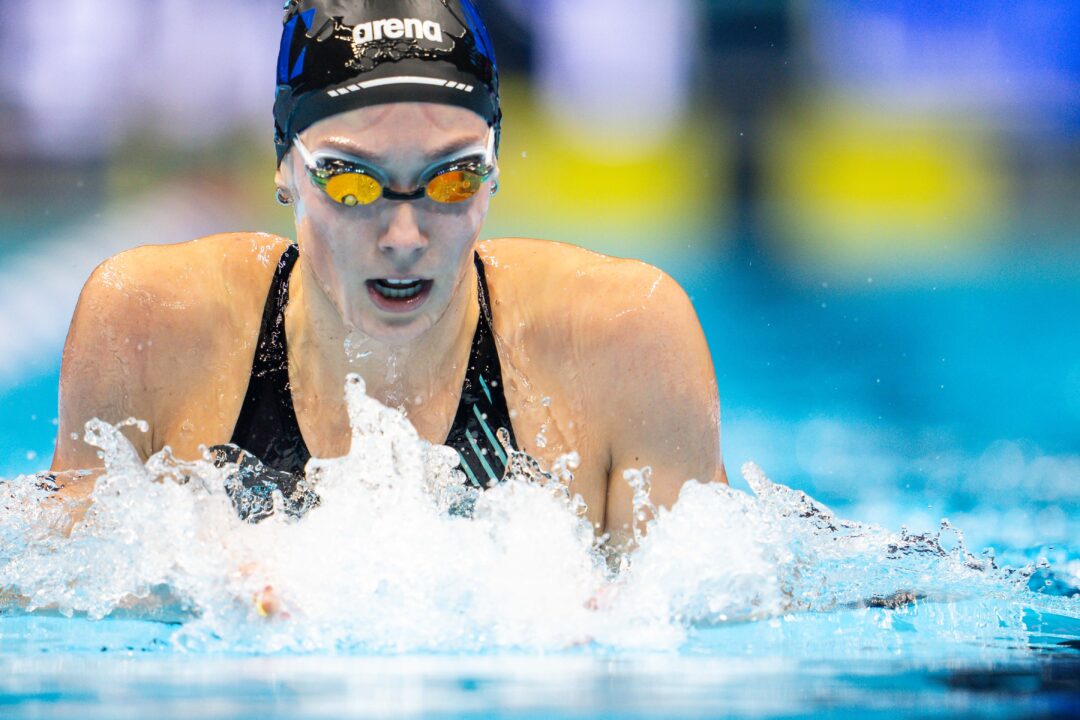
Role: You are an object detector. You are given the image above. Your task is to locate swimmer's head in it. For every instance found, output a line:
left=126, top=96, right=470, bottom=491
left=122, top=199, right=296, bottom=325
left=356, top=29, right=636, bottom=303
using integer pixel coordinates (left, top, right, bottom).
left=273, top=0, right=501, bottom=166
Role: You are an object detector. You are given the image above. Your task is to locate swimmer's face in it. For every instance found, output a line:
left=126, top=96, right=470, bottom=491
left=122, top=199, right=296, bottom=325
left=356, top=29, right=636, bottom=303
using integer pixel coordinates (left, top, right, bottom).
left=278, top=103, right=496, bottom=345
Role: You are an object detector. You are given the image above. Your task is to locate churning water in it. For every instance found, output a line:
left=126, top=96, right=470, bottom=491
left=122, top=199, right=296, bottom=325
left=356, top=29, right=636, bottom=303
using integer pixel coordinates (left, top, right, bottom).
left=2, top=374, right=1077, bottom=666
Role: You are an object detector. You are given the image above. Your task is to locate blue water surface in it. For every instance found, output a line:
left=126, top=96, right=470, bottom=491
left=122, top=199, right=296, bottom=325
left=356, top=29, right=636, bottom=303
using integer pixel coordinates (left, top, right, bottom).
left=1, top=605, right=1079, bottom=718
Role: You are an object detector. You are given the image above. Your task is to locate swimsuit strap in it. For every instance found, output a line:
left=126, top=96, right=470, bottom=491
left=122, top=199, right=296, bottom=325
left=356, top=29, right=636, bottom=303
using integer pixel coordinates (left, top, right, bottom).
left=228, top=244, right=311, bottom=476
left=443, top=253, right=519, bottom=488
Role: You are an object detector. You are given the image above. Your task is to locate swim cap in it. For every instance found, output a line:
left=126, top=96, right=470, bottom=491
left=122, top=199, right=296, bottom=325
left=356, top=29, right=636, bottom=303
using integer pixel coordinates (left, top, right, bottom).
left=274, top=0, right=501, bottom=166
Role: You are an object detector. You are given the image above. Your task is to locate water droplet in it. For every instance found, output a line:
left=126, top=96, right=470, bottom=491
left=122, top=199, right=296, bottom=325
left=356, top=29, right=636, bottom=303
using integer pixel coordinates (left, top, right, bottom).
left=344, top=332, right=375, bottom=362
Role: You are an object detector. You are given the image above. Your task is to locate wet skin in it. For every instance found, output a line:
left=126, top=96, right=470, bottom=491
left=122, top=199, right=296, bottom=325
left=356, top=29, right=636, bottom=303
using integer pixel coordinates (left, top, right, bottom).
left=51, top=103, right=727, bottom=548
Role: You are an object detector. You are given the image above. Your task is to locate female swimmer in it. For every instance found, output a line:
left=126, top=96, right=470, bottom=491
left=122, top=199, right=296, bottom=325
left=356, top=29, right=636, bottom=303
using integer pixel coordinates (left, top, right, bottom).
left=50, top=0, right=727, bottom=549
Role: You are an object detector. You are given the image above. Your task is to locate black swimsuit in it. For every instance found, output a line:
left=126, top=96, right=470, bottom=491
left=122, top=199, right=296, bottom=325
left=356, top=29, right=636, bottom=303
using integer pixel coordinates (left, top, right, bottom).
left=212, top=244, right=518, bottom=521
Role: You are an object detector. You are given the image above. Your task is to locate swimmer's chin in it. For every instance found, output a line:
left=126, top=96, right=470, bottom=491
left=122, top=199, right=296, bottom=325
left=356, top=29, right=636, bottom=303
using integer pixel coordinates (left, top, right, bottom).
left=345, top=313, right=440, bottom=346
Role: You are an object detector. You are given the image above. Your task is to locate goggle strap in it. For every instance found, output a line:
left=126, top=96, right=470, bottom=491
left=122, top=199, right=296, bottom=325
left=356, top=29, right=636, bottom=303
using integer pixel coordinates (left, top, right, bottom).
left=293, top=134, right=319, bottom=170
left=484, top=126, right=496, bottom=166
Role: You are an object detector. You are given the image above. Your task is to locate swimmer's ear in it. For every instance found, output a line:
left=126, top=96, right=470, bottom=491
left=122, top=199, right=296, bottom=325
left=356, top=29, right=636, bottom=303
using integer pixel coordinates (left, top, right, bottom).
left=274, top=160, right=289, bottom=190
left=275, top=151, right=300, bottom=198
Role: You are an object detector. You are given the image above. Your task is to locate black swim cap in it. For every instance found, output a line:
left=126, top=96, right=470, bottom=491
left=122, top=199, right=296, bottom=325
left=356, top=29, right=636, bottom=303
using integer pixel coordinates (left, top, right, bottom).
left=274, top=0, right=501, bottom=166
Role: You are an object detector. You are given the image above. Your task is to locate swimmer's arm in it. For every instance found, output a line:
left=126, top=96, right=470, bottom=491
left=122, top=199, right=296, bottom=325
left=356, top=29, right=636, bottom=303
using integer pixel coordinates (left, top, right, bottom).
left=595, top=267, right=727, bottom=548
left=51, top=253, right=158, bottom=477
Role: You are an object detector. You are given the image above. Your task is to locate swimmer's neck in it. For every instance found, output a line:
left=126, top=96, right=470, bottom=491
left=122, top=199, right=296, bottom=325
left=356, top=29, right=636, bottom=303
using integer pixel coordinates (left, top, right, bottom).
left=283, top=252, right=480, bottom=408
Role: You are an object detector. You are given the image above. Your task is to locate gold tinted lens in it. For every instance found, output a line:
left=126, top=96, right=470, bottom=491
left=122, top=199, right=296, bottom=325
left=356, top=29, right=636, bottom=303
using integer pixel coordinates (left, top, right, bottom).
left=324, top=172, right=382, bottom=206
left=426, top=170, right=484, bottom=203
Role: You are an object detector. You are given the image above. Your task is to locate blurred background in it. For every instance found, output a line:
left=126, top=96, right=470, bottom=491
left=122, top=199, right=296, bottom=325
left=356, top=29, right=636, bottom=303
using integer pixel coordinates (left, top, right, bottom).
left=0, top=1, right=1077, bottom=551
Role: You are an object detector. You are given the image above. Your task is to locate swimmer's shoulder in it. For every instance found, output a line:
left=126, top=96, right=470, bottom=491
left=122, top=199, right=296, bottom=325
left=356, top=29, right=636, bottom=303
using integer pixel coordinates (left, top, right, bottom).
left=85, top=232, right=291, bottom=299
left=479, top=235, right=709, bottom=401
left=80, top=232, right=291, bottom=330
left=56, top=232, right=292, bottom=467
left=478, top=237, right=695, bottom=344
left=478, top=239, right=722, bottom=489
left=69, top=232, right=292, bottom=391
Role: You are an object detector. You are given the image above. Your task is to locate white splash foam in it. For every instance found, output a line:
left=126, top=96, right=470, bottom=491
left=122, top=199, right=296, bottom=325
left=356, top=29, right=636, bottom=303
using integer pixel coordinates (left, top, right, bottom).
left=0, top=375, right=1076, bottom=653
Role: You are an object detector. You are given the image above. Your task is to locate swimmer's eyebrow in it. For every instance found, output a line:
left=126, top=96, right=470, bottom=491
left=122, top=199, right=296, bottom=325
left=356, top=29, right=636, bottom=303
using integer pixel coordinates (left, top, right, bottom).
left=315, top=137, right=488, bottom=164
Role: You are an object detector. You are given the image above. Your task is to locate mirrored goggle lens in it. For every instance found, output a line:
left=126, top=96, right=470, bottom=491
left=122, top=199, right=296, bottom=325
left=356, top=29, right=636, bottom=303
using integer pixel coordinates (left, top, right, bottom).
left=324, top=172, right=382, bottom=206
left=425, top=169, right=486, bottom=203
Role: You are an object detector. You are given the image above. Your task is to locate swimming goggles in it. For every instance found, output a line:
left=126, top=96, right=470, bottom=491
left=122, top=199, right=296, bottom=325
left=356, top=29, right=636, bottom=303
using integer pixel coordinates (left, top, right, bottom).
left=293, top=129, right=496, bottom=207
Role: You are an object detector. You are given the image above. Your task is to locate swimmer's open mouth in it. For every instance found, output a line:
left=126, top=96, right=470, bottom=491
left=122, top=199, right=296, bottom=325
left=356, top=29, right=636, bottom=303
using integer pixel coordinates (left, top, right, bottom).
left=366, top=278, right=434, bottom=312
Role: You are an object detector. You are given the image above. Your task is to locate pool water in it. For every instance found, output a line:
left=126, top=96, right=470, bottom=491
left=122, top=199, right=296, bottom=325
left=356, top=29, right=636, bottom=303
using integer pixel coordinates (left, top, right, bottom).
left=1, top=246, right=1079, bottom=718
left=1, top=621, right=1078, bottom=719
left=2, top=601, right=1079, bottom=717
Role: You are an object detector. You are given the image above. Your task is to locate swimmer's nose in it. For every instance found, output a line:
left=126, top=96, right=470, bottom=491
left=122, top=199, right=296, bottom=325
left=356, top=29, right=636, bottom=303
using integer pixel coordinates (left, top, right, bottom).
left=377, top=201, right=427, bottom=262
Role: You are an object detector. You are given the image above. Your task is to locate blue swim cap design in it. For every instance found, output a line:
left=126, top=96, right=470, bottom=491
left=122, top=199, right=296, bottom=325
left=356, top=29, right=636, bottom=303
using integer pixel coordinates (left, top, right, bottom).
left=274, top=0, right=501, bottom=166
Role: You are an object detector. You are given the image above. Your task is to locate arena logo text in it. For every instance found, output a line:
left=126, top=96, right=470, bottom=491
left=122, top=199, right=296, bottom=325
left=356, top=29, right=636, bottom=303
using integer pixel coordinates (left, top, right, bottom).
left=353, top=18, right=443, bottom=45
